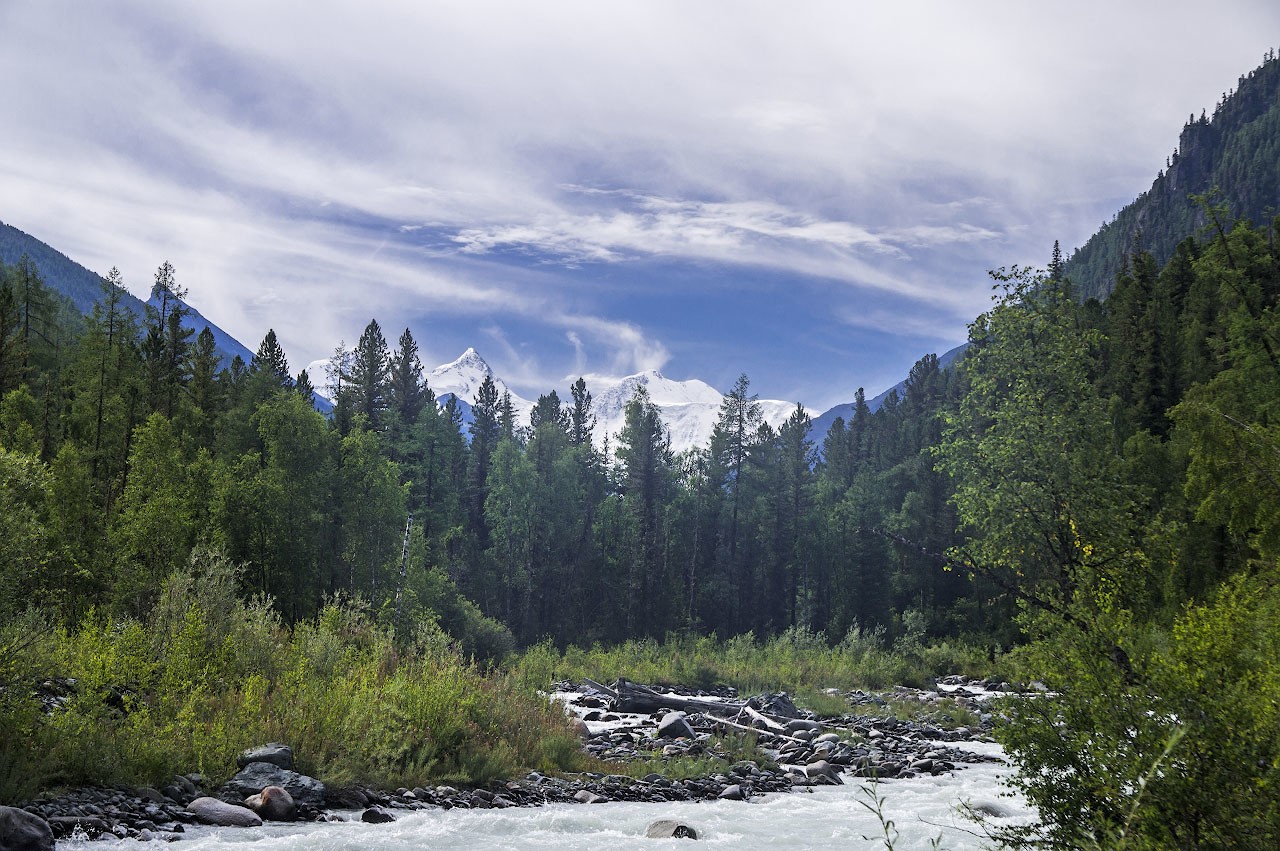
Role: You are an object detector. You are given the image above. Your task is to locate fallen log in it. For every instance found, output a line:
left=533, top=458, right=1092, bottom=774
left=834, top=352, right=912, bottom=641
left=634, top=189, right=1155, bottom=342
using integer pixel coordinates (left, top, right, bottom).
left=735, top=704, right=787, bottom=734
left=581, top=678, right=619, bottom=699
left=610, top=678, right=745, bottom=716
left=701, top=712, right=809, bottom=744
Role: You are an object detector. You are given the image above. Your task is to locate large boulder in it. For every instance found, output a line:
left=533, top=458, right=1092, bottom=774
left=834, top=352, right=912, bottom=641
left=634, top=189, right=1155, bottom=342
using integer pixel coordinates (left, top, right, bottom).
left=245, top=785, right=296, bottom=821
left=784, top=718, right=822, bottom=736
left=187, top=797, right=263, bottom=828
left=656, top=711, right=696, bottom=740
left=802, top=759, right=843, bottom=784
left=0, top=807, right=54, bottom=851
left=646, top=819, right=698, bottom=839
left=237, top=743, right=294, bottom=770
left=750, top=692, right=799, bottom=719
left=222, top=762, right=325, bottom=807
left=716, top=784, right=746, bottom=801
left=360, top=806, right=395, bottom=824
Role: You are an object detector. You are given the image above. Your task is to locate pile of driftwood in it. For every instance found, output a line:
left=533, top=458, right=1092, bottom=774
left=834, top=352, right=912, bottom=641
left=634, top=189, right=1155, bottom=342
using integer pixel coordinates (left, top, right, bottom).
left=582, top=678, right=819, bottom=741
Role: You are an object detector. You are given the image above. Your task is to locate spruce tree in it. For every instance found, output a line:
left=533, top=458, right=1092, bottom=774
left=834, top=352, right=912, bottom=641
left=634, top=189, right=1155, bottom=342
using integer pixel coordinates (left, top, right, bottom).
left=387, top=327, right=426, bottom=426
left=349, top=320, right=390, bottom=430
left=250, top=328, right=291, bottom=386
left=568, top=376, right=596, bottom=447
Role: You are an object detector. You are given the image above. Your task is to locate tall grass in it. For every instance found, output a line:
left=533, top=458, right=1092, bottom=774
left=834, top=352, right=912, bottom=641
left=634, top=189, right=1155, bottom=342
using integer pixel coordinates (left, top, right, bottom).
left=507, top=624, right=998, bottom=696
left=0, top=549, right=586, bottom=803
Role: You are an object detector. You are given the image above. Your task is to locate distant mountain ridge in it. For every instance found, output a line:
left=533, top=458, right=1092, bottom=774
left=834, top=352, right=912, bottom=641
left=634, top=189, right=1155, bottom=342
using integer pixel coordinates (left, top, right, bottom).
left=811, top=342, right=967, bottom=442
left=813, top=51, right=1280, bottom=444
left=427, top=348, right=796, bottom=454
left=0, top=220, right=256, bottom=371
left=1063, top=51, right=1280, bottom=300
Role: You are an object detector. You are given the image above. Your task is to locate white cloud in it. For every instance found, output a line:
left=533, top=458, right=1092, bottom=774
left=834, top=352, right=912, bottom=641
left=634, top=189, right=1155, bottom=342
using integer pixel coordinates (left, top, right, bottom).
left=1, top=0, right=1276, bottom=409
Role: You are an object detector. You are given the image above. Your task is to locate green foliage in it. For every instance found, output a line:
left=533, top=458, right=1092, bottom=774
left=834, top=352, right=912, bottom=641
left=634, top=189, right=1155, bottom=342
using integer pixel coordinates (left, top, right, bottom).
left=0, top=549, right=585, bottom=803
left=997, top=571, right=1280, bottom=849
left=1063, top=53, right=1280, bottom=299
left=506, top=627, right=994, bottom=697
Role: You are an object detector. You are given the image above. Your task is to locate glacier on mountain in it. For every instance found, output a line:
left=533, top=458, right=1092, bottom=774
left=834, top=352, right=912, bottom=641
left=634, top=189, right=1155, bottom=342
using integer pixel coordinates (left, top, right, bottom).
left=427, top=350, right=797, bottom=454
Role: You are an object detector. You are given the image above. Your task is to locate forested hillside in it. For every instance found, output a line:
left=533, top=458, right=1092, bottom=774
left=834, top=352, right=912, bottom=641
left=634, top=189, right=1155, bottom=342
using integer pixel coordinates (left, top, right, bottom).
left=1063, top=49, right=1280, bottom=299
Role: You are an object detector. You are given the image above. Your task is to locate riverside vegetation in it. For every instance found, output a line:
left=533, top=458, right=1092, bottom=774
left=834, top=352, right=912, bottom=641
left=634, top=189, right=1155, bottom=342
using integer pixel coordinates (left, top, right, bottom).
left=6, top=52, right=1280, bottom=849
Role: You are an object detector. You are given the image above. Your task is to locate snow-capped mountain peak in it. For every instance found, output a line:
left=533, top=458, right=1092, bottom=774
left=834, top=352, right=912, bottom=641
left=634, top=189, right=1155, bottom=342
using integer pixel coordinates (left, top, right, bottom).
left=597, top=370, right=726, bottom=411
left=421, top=350, right=796, bottom=453
left=427, top=349, right=534, bottom=422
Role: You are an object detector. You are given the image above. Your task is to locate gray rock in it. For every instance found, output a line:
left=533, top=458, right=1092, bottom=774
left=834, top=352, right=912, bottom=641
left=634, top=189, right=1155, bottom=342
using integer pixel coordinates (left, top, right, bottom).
left=324, top=787, right=368, bottom=809
left=245, top=786, right=295, bottom=822
left=802, top=759, right=843, bottom=784
left=236, top=743, right=295, bottom=770
left=186, top=797, right=263, bottom=828
left=971, top=800, right=1015, bottom=818
left=0, top=807, right=54, bottom=851
left=134, top=787, right=167, bottom=805
left=573, top=790, right=608, bottom=804
left=646, top=819, right=698, bottom=839
left=716, top=784, right=745, bottom=801
left=751, top=692, right=800, bottom=718
left=360, top=807, right=395, bottom=824
left=784, top=719, right=823, bottom=735
left=161, top=784, right=188, bottom=804
left=222, top=762, right=325, bottom=807
left=46, top=815, right=108, bottom=838
left=657, top=711, right=696, bottom=740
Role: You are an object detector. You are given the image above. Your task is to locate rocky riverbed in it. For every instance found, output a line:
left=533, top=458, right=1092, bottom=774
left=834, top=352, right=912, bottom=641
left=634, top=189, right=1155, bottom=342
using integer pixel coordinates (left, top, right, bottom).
left=8, top=676, right=1021, bottom=847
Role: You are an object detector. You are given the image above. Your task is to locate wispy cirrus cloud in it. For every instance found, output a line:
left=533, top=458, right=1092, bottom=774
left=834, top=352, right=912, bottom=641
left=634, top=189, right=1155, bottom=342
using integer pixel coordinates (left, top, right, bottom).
left=1, top=0, right=1276, bottom=411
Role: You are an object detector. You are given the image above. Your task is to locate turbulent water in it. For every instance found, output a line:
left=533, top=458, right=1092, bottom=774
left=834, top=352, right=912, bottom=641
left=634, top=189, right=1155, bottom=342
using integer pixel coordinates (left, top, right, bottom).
left=61, top=744, right=1032, bottom=851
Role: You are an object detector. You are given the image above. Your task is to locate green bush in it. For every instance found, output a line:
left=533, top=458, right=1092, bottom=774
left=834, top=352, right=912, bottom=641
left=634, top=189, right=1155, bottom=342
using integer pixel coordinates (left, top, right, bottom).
left=996, top=569, right=1280, bottom=849
left=504, top=627, right=997, bottom=698
left=0, top=549, right=586, bottom=803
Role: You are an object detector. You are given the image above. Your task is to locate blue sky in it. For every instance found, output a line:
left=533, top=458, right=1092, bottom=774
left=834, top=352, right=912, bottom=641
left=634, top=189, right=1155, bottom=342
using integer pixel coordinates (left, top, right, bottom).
left=1, top=1, right=1277, bottom=412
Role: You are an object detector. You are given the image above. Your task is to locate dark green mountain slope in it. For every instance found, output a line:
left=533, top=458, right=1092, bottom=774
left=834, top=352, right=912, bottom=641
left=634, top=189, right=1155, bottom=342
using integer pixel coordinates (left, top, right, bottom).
left=1064, top=49, right=1280, bottom=300
left=0, top=220, right=109, bottom=314
left=0, top=219, right=255, bottom=369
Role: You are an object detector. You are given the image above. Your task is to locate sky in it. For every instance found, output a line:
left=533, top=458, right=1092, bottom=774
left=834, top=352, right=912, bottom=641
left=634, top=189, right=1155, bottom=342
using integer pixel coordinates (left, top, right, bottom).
left=1, top=2, right=1276, bottom=413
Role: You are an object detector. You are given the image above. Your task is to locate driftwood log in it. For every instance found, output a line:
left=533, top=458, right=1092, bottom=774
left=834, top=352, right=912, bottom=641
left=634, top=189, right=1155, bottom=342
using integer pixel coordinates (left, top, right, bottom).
left=584, top=678, right=812, bottom=742
left=603, top=678, right=745, bottom=715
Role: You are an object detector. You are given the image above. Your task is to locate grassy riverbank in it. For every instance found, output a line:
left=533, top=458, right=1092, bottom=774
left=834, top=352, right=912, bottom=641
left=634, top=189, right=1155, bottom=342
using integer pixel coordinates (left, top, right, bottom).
left=507, top=625, right=1001, bottom=696
left=0, top=550, right=1003, bottom=806
left=0, top=550, right=586, bottom=804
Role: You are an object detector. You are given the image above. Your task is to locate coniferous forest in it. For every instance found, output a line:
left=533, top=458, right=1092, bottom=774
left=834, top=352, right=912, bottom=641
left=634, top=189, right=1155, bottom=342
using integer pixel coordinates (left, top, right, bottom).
left=5, top=52, right=1280, bottom=851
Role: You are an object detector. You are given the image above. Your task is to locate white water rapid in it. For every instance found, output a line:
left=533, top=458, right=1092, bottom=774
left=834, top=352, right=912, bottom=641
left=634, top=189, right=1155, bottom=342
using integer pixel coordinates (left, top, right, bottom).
left=60, top=742, right=1031, bottom=851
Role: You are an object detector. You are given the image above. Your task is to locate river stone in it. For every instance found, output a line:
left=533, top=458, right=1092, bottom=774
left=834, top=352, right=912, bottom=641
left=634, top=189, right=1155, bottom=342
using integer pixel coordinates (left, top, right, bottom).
left=803, top=760, right=843, bottom=784
left=784, top=719, right=822, bottom=735
left=187, top=797, right=263, bottom=828
left=646, top=819, right=698, bottom=839
left=222, top=762, right=325, bottom=807
left=971, top=800, right=1015, bottom=818
left=717, top=784, right=745, bottom=801
left=0, top=806, right=54, bottom=851
left=361, top=807, right=395, bottom=824
left=237, top=743, right=294, bottom=770
left=324, top=787, right=368, bottom=809
left=245, top=785, right=295, bottom=821
left=657, top=711, right=696, bottom=740
left=573, top=790, right=609, bottom=804
left=46, top=816, right=109, bottom=838
left=751, top=692, right=800, bottom=718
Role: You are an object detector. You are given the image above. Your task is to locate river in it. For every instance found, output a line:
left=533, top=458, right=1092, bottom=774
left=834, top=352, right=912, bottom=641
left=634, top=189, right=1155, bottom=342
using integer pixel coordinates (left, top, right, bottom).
left=60, top=742, right=1031, bottom=850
